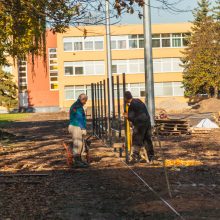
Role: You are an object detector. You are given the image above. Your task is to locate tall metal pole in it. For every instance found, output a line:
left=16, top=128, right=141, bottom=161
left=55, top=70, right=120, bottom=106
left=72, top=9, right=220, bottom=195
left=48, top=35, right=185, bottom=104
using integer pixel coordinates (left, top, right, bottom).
left=143, top=0, right=155, bottom=126
left=105, top=0, right=113, bottom=114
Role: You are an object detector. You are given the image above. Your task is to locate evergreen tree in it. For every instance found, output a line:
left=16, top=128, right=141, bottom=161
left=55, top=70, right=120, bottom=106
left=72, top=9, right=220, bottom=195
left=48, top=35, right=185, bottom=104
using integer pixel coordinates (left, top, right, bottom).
left=213, top=0, right=220, bottom=21
left=212, top=0, right=220, bottom=97
left=182, top=0, right=219, bottom=98
left=0, top=69, right=18, bottom=111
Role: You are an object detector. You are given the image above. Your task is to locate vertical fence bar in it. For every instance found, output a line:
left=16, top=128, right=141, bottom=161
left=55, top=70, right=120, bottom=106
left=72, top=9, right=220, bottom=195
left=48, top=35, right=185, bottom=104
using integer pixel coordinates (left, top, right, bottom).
left=112, top=76, right=115, bottom=119
left=94, top=83, right=97, bottom=136
left=91, top=83, right=95, bottom=135
left=100, top=81, right=104, bottom=139
left=103, top=79, right=107, bottom=139
left=112, top=76, right=115, bottom=150
left=117, top=75, right=123, bottom=157
left=107, top=77, right=112, bottom=145
left=97, top=82, right=101, bottom=138
left=123, top=73, right=129, bottom=163
left=116, top=75, right=121, bottom=138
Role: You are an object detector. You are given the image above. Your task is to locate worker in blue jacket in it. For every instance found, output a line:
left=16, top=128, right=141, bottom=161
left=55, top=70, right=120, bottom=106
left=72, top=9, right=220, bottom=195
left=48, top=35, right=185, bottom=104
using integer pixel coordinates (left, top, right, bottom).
left=68, top=93, right=88, bottom=168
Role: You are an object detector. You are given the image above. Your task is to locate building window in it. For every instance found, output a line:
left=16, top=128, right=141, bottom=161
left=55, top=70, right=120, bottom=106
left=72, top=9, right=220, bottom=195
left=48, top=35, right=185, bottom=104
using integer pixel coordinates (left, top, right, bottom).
left=64, top=61, right=105, bottom=76
left=112, top=59, right=144, bottom=74
left=113, top=83, right=145, bottom=98
left=118, top=40, right=127, bottom=49
left=48, top=48, right=59, bottom=90
left=129, top=83, right=145, bottom=97
left=111, top=33, right=190, bottom=50
left=172, top=33, right=182, bottom=47
left=161, top=34, right=171, bottom=47
left=153, top=58, right=183, bottom=73
left=152, top=33, right=191, bottom=48
left=152, top=34, right=160, bottom=48
left=154, top=82, right=184, bottom=97
left=75, top=67, right=84, bottom=75
left=128, top=35, right=144, bottom=49
left=18, top=60, right=27, bottom=92
left=112, top=58, right=183, bottom=74
left=63, top=36, right=104, bottom=52
left=95, top=41, right=103, bottom=50
left=111, top=36, right=127, bottom=50
left=113, top=82, right=184, bottom=98
left=111, top=35, right=144, bottom=50
left=74, top=42, right=83, bottom=51
left=64, top=67, right=73, bottom=75
left=64, top=85, right=92, bottom=100
left=173, top=82, right=185, bottom=96
left=84, top=41, right=93, bottom=50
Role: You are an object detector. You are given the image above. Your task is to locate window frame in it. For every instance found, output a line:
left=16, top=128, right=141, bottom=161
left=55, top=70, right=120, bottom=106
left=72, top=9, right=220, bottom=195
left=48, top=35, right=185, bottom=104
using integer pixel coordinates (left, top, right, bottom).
left=154, top=82, right=184, bottom=97
left=64, top=61, right=105, bottom=76
left=112, top=59, right=144, bottom=74
left=48, top=48, right=59, bottom=91
left=63, top=36, right=104, bottom=52
left=64, top=85, right=92, bottom=100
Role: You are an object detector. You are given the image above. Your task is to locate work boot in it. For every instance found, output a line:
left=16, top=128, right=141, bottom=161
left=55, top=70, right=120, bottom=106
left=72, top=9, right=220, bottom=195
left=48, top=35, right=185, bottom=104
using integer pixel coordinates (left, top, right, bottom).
left=147, top=153, right=155, bottom=163
left=129, top=153, right=141, bottom=165
left=79, top=156, right=90, bottom=167
left=73, top=155, right=89, bottom=168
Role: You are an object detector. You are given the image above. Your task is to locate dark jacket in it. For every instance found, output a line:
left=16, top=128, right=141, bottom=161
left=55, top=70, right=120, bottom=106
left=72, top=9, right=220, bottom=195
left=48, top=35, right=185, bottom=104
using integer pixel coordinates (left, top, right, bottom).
left=128, top=98, right=151, bottom=127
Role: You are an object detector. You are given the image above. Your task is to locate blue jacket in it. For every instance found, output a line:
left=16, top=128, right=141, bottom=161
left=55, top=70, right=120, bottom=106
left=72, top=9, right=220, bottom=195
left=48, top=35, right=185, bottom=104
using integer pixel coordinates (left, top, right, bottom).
left=69, top=99, right=86, bottom=129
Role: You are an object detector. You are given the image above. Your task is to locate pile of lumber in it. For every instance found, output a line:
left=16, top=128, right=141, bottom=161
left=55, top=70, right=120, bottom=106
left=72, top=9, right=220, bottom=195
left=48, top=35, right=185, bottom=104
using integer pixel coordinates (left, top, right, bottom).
left=155, top=119, right=190, bottom=136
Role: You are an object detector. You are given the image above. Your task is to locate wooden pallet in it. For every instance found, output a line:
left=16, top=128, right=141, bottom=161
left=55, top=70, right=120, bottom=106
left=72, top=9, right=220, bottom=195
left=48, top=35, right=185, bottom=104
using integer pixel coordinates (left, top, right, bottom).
left=191, top=128, right=212, bottom=134
left=156, top=119, right=190, bottom=136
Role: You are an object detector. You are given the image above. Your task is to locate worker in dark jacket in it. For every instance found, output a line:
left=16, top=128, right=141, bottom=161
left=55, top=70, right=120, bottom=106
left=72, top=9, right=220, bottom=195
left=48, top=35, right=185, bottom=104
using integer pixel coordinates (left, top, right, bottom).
left=124, top=91, right=154, bottom=164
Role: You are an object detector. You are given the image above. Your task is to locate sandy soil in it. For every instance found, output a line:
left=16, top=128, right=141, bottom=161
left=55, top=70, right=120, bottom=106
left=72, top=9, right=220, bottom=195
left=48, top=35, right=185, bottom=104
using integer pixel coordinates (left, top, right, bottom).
left=0, top=113, right=219, bottom=220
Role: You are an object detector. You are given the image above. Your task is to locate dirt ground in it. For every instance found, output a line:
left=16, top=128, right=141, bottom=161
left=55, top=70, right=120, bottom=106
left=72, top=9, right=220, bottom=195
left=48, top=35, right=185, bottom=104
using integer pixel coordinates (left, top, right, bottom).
left=0, top=112, right=219, bottom=220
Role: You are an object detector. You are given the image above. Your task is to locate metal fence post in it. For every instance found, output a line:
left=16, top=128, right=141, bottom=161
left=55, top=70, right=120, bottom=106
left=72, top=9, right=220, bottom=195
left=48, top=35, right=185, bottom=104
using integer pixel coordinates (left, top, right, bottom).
left=123, top=73, right=129, bottom=163
left=91, top=83, right=95, bottom=135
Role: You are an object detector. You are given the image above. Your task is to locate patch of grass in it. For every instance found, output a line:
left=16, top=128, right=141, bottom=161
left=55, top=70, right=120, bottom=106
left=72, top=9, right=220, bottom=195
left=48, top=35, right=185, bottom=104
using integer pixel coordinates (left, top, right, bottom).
left=0, top=113, right=31, bottom=126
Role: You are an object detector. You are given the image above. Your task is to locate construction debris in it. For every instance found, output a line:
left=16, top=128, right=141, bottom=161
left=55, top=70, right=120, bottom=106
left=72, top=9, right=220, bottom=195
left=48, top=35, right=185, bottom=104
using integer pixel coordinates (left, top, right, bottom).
left=155, top=119, right=190, bottom=136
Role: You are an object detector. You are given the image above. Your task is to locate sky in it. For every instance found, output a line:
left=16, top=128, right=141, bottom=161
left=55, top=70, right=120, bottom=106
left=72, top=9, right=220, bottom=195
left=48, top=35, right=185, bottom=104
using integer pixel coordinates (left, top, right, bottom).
left=114, top=0, right=205, bottom=24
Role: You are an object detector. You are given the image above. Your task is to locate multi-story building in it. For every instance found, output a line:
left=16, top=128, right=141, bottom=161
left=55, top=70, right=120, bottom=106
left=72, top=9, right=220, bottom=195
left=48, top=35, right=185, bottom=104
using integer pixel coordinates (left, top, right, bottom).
left=2, top=22, right=192, bottom=112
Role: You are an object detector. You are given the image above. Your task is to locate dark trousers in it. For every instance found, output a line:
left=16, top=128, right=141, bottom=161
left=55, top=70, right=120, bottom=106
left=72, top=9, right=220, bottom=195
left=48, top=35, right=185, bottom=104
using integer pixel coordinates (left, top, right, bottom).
left=132, top=124, right=154, bottom=158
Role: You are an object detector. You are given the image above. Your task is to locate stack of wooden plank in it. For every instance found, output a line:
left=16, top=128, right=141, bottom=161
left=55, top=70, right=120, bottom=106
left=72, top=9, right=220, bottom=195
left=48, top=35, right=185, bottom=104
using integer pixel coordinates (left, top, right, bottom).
left=155, top=119, right=190, bottom=136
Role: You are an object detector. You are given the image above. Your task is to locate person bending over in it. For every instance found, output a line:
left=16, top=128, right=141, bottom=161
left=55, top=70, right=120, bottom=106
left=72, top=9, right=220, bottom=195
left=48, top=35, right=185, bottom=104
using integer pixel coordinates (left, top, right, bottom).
left=124, top=91, right=154, bottom=164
